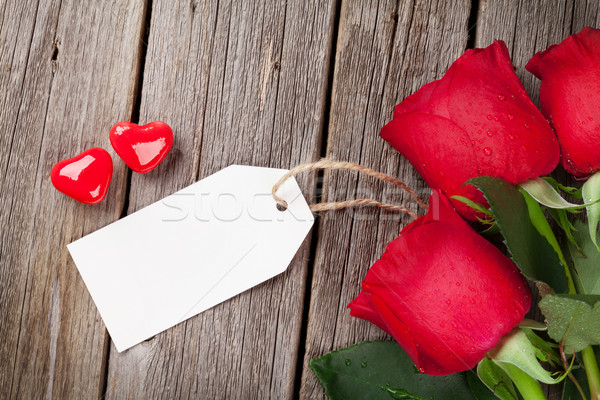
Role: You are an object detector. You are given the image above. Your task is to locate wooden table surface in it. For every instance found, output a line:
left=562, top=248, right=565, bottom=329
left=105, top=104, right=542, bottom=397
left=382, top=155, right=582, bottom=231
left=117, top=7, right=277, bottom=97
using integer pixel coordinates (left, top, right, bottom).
left=1, top=0, right=597, bottom=398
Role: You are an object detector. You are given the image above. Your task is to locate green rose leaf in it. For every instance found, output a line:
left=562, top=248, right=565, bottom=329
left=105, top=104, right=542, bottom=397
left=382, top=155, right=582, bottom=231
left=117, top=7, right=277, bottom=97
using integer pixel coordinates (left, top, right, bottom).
left=520, top=178, right=588, bottom=209
left=539, top=294, right=600, bottom=354
left=518, top=319, right=547, bottom=331
left=521, top=328, right=561, bottom=366
left=548, top=208, right=581, bottom=251
left=466, top=372, right=499, bottom=400
left=582, top=171, right=600, bottom=251
left=468, top=176, right=568, bottom=292
left=543, top=176, right=583, bottom=198
left=474, top=358, right=518, bottom=400
left=310, top=341, right=478, bottom=400
left=521, top=189, right=570, bottom=269
left=567, top=220, right=600, bottom=295
left=451, top=195, right=494, bottom=217
left=489, top=328, right=563, bottom=385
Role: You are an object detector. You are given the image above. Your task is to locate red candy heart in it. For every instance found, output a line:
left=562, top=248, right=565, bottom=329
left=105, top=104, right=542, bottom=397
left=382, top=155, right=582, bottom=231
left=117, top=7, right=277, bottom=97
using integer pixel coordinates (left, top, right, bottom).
left=109, top=121, right=173, bottom=173
left=51, top=147, right=113, bottom=204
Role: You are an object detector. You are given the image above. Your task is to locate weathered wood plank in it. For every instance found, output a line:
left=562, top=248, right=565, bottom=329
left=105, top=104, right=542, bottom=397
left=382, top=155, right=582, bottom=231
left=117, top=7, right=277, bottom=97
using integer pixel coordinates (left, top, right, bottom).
left=475, top=0, right=575, bottom=105
left=105, top=1, right=336, bottom=398
left=299, top=1, right=471, bottom=398
left=0, top=0, right=147, bottom=397
left=475, top=1, right=598, bottom=397
left=572, top=0, right=600, bottom=31
left=474, top=0, right=597, bottom=106
left=0, top=0, right=54, bottom=394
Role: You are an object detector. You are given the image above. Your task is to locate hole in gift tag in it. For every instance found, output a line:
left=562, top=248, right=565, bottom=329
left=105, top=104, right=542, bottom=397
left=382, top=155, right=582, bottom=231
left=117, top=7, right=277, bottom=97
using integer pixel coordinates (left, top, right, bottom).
left=276, top=201, right=288, bottom=212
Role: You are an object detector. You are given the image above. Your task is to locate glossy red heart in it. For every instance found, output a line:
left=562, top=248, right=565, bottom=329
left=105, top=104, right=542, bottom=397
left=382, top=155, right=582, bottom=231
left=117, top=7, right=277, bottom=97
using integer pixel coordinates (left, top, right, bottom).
left=109, top=121, right=173, bottom=173
left=51, top=147, right=113, bottom=204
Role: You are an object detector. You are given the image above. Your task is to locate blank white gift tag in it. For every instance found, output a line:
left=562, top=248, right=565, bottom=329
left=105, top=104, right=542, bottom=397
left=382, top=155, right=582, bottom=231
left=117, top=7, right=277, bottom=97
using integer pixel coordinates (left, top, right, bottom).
left=67, top=165, right=314, bottom=352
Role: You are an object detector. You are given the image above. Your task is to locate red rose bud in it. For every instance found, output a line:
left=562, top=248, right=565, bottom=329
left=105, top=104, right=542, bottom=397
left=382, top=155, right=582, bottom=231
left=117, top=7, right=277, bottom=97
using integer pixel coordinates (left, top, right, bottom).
left=526, top=27, right=600, bottom=177
left=381, top=41, right=559, bottom=219
left=348, top=190, right=531, bottom=376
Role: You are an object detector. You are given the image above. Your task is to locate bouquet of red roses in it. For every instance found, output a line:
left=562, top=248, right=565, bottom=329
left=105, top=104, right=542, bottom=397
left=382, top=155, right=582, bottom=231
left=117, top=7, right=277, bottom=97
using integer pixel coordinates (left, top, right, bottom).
left=311, top=27, right=600, bottom=400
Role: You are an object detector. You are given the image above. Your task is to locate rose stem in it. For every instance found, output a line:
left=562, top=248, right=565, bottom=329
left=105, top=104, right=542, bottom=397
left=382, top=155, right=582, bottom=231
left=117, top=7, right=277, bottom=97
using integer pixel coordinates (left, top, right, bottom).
left=501, top=363, right=548, bottom=400
left=581, top=347, right=600, bottom=399
left=560, top=341, right=587, bottom=400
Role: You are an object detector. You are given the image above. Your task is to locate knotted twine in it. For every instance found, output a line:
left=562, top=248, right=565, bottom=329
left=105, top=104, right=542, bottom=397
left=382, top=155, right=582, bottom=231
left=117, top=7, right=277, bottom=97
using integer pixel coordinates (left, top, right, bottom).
left=271, top=159, right=428, bottom=219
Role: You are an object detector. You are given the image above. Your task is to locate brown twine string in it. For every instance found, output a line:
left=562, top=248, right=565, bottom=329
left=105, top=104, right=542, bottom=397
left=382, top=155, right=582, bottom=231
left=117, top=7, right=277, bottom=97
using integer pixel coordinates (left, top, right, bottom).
left=271, top=159, right=428, bottom=219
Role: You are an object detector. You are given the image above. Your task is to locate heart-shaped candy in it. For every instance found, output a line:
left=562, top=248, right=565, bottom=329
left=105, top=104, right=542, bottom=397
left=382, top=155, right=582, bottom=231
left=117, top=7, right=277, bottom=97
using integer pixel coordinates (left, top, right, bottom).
left=109, top=121, right=173, bottom=173
left=51, top=147, right=113, bottom=204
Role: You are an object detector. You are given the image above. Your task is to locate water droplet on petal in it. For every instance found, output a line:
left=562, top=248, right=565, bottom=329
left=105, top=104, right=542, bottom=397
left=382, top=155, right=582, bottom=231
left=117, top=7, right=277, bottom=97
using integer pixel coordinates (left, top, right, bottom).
left=483, top=147, right=492, bottom=156
left=446, top=299, right=452, bottom=305
left=470, top=346, right=476, bottom=352
left=487, top=131, right=493, bottom=137
left=494, top=116, right=500, bottom=121
left=487, top=115, right=493, bottom=120
left=507, top=114, right=514, bottom=120
left=467, top=256, right=473, bottom=261
left=498, top=94, right=505, bottom=101
left=418, top=367, right=425, bottom=373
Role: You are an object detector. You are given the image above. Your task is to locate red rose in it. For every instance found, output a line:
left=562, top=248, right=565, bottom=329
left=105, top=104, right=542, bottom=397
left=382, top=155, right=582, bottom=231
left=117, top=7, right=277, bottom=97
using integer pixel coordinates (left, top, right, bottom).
left=381, top=41, right=559, bottom=219
left=347, top=190, right=531, bottom=376
left=526, top=27, right=600, bottom=178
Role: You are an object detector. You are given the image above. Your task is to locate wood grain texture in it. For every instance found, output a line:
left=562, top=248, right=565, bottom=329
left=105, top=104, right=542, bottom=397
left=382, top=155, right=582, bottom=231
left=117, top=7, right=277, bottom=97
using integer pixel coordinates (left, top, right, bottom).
left=299, top=1, right=471, bottom=398
left=572, top=0, right=600, bottom=31
left=474, top=0, right=574, bottom=105
left=474, top=0, right=597, bottom=104
left=105, top=1, right=336, bottom=399
left=0, top=0, right=147, bottom=398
